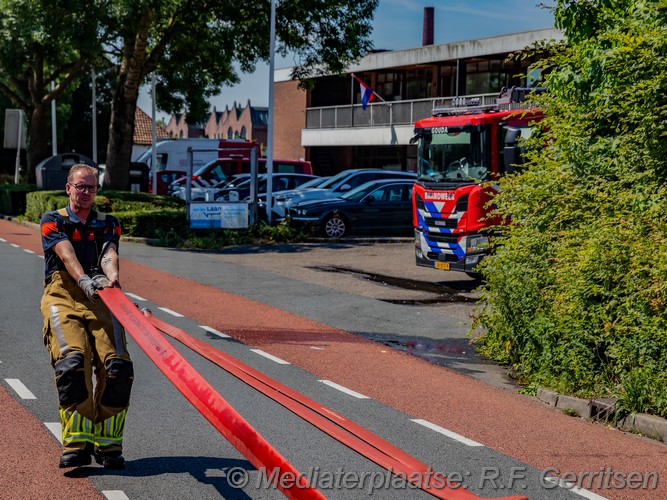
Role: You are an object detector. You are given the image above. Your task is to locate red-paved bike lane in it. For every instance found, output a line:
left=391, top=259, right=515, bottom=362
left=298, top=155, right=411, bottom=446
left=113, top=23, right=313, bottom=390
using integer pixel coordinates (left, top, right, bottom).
left=1, top=217, right=665, bottom=499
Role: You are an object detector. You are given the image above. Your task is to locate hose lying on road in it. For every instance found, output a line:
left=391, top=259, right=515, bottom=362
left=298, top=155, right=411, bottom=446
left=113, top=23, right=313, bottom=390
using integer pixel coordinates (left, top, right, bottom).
left=98, top=287, right=324, bottom=500
left=142, top=307, right=527, bottom=500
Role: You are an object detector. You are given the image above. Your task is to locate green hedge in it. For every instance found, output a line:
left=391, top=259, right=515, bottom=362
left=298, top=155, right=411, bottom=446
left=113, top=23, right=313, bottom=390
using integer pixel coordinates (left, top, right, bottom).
left=0, top=183, right=38, bottom=215
left=24, top=190, right=187, bottom=238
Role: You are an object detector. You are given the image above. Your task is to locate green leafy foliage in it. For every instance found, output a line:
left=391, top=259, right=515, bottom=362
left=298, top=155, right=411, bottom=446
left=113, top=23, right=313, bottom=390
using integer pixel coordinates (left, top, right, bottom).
left=474, top=0, right=667, bottom=417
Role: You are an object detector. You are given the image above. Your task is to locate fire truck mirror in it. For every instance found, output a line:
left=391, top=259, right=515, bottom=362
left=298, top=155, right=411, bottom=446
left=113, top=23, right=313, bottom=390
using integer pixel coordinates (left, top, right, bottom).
left=503, top=127, right=524, bottom=173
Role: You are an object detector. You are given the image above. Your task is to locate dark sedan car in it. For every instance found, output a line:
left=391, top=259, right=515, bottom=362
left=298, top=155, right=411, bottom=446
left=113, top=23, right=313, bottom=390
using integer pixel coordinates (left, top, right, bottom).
left=287, top=179, right=415, bottom=238
left=215, top=173, right=319, bottom=201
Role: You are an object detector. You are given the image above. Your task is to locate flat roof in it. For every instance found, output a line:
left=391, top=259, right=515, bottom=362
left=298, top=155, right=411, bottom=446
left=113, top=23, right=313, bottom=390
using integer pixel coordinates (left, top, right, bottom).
left=275, top=28, right=563, bottom=83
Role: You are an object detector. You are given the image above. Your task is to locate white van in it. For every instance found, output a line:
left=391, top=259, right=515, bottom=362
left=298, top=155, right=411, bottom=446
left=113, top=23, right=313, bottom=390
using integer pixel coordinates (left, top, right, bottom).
left=135, top=138, right=223, bottom=173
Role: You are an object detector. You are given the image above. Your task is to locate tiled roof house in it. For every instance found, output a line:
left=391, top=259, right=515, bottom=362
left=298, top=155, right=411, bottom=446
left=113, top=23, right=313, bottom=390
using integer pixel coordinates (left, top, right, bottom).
left=132, top=107, right=169, bottom=161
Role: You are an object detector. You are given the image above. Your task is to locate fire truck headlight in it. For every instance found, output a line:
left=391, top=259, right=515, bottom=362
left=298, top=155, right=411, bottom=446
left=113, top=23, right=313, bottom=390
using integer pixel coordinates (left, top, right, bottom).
left=465, top=254, right=482, bottom=266
left=466, top=235, right=489, bottom=254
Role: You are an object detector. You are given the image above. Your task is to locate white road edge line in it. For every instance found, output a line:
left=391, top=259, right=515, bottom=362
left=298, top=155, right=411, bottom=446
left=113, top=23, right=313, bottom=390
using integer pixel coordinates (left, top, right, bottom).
left=103, top=491, right=130, bottom=500
left=23, top=248, right=35, bottom=254
left=199, top=325, right=231, bottom=338
left=44, top=422, right=63, bottom=443
left=5, top=378, right=36, bottom=400
left=250, top=349, right=290, bottom=365
left=0, top=238, right=6, bottom=242
left=10, top=243, right=19, bottom=248
left=309, top=346, right=324, bottom=350
left=319, top=380, right=369, bottom=399
left=158, top=306, right=184, bottom=317
left=542, top=477, right=608, bottom=500
left=125, top=292, right=147, bottom=302
left=411, top=419, right=483, bottom=447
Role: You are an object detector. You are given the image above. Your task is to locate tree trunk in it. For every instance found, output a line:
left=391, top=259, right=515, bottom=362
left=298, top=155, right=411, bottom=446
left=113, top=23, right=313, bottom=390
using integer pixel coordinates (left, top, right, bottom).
left=27, top=105, right=50, bottom=185
left=104, top=82, right=137, bottom=190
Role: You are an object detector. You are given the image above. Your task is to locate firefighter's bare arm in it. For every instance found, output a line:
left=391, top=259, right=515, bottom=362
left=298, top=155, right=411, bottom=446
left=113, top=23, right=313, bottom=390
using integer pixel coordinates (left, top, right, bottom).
left=53, top=239, right=87, bottom=282
left=53, top=239, right=101, bottom=301
left=99, top=243, right=120, bottom=287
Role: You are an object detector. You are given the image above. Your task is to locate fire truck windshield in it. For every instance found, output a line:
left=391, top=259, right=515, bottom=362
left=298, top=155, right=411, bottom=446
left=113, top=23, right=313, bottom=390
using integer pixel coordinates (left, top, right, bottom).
left=416, top=125, right=490, bottom=182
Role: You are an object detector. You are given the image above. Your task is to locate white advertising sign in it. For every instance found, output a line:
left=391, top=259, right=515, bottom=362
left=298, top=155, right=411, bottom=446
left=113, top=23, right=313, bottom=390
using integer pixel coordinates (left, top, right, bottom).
left=189, top=202, right=248, bottom=229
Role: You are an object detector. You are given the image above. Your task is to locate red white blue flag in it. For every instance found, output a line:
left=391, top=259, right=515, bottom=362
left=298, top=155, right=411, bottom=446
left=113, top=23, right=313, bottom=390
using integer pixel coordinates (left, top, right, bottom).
left=352, top=74, right=375, bottom=110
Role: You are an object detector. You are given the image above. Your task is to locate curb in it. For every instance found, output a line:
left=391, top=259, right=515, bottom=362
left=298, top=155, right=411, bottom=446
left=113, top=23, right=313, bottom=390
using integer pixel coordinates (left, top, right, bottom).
left=536, top=388, right=667, bottom=444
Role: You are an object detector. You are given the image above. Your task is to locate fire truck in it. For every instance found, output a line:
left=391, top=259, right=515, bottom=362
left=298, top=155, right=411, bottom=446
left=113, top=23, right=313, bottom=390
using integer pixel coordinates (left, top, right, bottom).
left=411, top=87, right=544, bottom=276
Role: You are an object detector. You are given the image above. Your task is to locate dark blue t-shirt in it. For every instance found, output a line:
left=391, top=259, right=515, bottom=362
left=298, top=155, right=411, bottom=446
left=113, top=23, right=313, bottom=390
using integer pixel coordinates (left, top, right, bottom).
left=40, top=206, right=121, bottom=281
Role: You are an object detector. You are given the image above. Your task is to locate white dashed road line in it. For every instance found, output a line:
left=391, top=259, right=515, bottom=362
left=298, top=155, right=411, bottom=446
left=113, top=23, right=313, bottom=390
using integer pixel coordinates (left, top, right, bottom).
left=411, top=419, right=483, bottom=447
left=103, top=491, right=130, bottom=500
left=158, top=307, right=184, bottom=317
left=542, top=477, right=609, bottom=499
left=199, top=325, right=230, bottom=338
left=4, top=378, right=36, bottom=400
left=23, top=248, right=34, bottom=254
left=319, top=380, right=369, bottom=399
left=250, top=349, right=290, bottom=365
left=125, top=292, right=146, bottom=302
left=44, top=422, right=63, bottom=443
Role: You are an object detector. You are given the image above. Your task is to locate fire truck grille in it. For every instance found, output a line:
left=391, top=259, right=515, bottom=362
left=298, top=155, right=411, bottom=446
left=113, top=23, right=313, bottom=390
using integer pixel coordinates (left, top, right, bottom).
left=424, top=217, right=458, bottom=229
left=425, top=232, right=459, bottom=244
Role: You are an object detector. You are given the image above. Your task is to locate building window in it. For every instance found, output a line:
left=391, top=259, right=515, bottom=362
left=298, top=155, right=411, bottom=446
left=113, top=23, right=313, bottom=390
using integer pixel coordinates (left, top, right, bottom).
left=227, top=127, right=233, bottom=139
left=240, top=126, right=247, bottom=139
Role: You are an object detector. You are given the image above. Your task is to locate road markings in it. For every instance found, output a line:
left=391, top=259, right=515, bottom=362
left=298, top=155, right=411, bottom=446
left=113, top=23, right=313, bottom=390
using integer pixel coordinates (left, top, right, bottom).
left=542, top=477, right=608, bottom=499
left=10, top=243, right=19, bottom=248
left=309, top=346, right=324, bottom=350
left=5, top=378, right=36, bottom=399
left=23, top=248, right=35, bottom=254
left=199, top=325, right=231, bottom=338
left=125, top=292, right=147, bottom=301
left=44, top=422, right=63, bottom=443
left=250, top=349, right=290, bottom=365
left=411, top=419, right=483, bottom=447
left=319, top=380, right=369, bottom=399
left=0, top=238, right=6, bottom=242
left=158, top=306, right=184, bottom=317
left=103, top=491, right=130, bottom=500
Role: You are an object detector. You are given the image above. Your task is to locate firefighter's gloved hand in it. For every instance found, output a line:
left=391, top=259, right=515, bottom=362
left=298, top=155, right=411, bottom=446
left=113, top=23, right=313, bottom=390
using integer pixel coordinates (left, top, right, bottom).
left=92, top=274, right=112, bottom=288
left=78, top=274, right=102, bottom=302
left=93, top=274, right=120, bottom=289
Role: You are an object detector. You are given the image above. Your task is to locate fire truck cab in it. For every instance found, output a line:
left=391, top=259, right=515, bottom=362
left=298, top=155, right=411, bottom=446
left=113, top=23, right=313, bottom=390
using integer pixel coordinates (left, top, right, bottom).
left=411, top=88, right=543, bottom=276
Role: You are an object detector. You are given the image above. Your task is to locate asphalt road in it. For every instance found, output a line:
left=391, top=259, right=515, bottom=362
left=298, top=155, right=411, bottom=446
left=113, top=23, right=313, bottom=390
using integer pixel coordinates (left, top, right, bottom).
left=1, top=218, right=665, bottom=500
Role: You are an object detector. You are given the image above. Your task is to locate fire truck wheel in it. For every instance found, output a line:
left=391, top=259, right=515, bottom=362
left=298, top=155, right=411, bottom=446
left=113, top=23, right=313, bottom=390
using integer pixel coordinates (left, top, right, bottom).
left=323, top=214, right=348, bottom=239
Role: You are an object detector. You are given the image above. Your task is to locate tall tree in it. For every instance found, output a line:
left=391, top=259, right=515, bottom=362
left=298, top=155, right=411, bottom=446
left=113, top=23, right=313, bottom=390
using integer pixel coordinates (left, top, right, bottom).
left=0, top=0, right=378, bottom=188
left=0, top=0, right=102, bottom=182
left=99, top=0, right=379, bottom=189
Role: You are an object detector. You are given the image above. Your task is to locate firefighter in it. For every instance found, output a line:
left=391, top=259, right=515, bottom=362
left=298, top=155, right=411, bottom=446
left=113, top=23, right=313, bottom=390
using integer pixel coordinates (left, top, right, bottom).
left=40, top=164, right=133, bottom=469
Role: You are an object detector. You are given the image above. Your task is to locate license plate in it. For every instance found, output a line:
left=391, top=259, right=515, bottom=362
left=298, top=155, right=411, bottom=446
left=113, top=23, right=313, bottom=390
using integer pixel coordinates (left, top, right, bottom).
left=435, top=261, right=450, bottom=270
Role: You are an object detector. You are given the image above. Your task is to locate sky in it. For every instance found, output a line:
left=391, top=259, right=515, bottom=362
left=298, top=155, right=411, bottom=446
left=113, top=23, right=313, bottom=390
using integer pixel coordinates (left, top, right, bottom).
left=138, top=1, right=555, bottom=121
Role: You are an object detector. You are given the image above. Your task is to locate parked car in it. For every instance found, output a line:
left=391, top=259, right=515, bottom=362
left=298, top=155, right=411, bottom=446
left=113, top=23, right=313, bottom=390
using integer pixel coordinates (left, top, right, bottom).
left=257, top=176, right=331, bottom=218
left=171, top=173, right=251, bottom=201
left=215, top=173, right=320, bottom=201
left=149, top=170, right=188, bottom=195
left=287, top=178, right=415, bottom=238
left=272, top=169, right=417, bottom=220
left=168, top=157, right=313, bottom=194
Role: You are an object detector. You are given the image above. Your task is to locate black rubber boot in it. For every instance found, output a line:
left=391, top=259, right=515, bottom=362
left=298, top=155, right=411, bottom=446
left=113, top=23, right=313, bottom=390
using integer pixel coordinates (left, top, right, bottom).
left=94, top=448, right=125, bottom=469
left=59, top=444, right=93, bottom=468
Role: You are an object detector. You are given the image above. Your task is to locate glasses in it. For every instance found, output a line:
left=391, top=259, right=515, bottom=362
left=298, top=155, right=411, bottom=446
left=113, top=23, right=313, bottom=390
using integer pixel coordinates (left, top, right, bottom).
left=69, top=183, right=99, bottom=193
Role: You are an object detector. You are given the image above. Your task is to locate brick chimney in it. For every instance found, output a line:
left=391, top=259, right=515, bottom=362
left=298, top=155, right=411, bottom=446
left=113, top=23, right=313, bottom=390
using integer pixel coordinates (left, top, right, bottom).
left=422, top=6, right=434, bottom=46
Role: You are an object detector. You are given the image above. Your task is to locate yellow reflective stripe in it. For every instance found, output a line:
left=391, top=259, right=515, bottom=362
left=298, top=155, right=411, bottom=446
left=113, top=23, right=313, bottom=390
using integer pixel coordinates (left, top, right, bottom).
left=59, top=408, right=94, bottom=445
left=94, top=409, right=127, bottom=445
